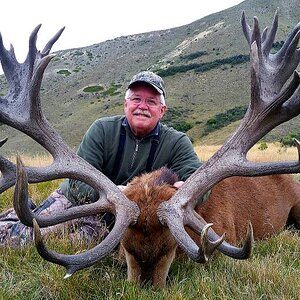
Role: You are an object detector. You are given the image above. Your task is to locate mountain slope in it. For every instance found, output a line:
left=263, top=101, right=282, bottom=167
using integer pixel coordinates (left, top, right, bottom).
left=1, top=0, right=300, bottom=155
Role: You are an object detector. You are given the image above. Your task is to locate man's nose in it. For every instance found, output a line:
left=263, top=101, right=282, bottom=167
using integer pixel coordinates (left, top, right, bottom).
left=137, top=101, right=149, bottom=109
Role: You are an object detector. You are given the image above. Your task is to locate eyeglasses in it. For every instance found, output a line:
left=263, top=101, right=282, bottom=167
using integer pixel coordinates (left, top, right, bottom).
left=127, top=96, right=162, bottom=107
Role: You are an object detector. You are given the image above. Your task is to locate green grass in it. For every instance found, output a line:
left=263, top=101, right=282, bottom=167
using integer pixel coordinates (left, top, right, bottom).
left=0, top=231, right=299, bottom=299
left=1, top=179, right=300, bottom=299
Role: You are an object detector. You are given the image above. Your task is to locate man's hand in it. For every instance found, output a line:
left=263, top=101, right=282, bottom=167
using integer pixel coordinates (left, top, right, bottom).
left=173, top=181, right=184, bottom=189
left=117, top=185, right=127, bottom=192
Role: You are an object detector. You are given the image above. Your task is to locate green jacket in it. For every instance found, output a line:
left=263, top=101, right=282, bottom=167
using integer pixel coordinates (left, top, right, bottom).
left=61, top=115, right=201, bottom=204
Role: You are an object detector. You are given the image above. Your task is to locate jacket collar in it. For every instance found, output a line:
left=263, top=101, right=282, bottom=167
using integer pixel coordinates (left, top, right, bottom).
left=122, top=116, right=160, bottom=139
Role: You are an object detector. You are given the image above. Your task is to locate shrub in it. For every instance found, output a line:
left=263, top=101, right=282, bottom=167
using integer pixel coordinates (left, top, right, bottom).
left=101, top=84, right=122, bottom=97
left=180, top=51, right=208, bottom=61
left=157, top=54, right=249, bottom=77
left=258, top=142, right=268, bottom=151
left=279, top=132, right=300, bottom=147
left=57, top=69, right=71, bottom=76
left=72, top=50, right=84, bottom=56
left=83, top=85, right=104, bottom=93
left=162, top=108, right=193, bottom=132
left=202, top=106, right=247, bottom=136
left=171, top=121, right=193, bottom=132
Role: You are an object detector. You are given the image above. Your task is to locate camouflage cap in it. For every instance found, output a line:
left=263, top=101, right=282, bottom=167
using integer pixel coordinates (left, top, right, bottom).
left=128, top=71, right=166, bottom=98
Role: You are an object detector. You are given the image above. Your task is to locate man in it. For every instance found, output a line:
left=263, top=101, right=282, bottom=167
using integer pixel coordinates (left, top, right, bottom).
left=0, top=71, right=201, bottom=245
left=61, top=71, right=201, bottom=205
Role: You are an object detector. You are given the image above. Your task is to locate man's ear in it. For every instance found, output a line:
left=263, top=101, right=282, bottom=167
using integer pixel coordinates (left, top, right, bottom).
left=124, top=99, right=128, bottom=113
left=159, top=105, right=167, bottom=118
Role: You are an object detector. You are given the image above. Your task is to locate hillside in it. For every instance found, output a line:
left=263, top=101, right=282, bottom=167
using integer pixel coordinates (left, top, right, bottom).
left=1, top=0, right=300, bottom=155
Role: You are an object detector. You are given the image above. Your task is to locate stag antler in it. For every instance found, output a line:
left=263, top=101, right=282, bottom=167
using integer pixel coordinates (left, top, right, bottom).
left=0, top=25, right=140, bottom=276
left=157, top=11, right=300, bottom=261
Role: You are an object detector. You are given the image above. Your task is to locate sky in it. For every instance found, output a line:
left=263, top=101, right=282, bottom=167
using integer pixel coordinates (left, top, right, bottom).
left=0, top=0, right=244, bottom=63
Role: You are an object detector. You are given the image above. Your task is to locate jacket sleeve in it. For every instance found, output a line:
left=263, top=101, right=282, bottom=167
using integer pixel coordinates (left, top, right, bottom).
left=168, top=134, right=201, bottom=181
left=61, top=121, right=104, bottom=205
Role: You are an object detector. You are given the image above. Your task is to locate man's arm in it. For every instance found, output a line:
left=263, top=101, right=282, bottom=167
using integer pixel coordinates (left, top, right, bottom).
left=169, top=134, right=211, bottom=203
left=168, top=134, right=201, bottom=181
left=61, top=121, right=105, bottom=204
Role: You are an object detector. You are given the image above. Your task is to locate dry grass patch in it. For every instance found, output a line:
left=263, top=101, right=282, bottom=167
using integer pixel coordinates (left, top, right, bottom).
left=194, top=142, right=298, bottom=162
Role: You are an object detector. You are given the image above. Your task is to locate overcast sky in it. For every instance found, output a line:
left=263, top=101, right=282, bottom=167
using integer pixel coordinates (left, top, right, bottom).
left=0, top=0, right=243, bottom=62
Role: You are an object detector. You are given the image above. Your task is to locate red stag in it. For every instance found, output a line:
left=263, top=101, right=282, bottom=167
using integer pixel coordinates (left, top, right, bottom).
left=1, top=11, right=300, bottom=288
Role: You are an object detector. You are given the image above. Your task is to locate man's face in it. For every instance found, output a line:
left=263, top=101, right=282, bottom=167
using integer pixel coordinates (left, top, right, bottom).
left=124, top=83, right=166, bottom=138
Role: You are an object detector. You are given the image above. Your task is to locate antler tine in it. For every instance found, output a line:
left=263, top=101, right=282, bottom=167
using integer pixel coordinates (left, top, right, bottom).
left=41, top=26, right=65, bottom=56
left=27, top=24, right=42, bottom=65
left=188, top=212, right=253, bottom=260
left=14, top=156, right=139, bottom=228
left=262, top=10, right=278, bottom=55
left=274, top=20, right=300, bottom=62
left=158, top=12, right=300, bottom=262
left=0, top=137, right=8, bottom=147
left=32, top=206, right=133, bottom=277
left=0, top=34, right=17, bottom=82
left=251, top=17, right=262, bottom=55
left=241, top=10, right=278, bottom=53
left=158, top=205, right=253, bottom=262
left=241, top=11, right=251, bottom=45
left=0, top=138, right=17, bottom=193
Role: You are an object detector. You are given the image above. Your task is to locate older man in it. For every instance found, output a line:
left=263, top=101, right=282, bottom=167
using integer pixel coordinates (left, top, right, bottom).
left=0, top=71, right=201, bottom=244
left=62, top=71, right=201, bottom=206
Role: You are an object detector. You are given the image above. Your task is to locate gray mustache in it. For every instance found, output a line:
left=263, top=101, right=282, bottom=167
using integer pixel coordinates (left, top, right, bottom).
left=133, top=109, right=151, bottom=117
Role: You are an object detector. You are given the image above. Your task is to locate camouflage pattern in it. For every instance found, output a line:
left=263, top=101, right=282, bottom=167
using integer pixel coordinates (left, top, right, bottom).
left=0, top=189, right=109, bottom=247
left=128, top=71, right=166, bottom=98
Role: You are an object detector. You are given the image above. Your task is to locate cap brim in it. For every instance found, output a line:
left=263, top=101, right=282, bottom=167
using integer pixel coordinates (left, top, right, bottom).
left=128, top=80, right=164, bottom=96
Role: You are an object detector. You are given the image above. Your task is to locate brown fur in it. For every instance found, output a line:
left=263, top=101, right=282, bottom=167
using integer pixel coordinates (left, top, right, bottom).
left=120, top=168, right=300, bottom=287
left=121, top=168, right=178, bottom=287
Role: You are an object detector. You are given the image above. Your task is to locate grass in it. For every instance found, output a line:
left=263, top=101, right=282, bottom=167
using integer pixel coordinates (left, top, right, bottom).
left=0, top=143, right=300, bottom=299
left=0, top=233, right=299, bottom=299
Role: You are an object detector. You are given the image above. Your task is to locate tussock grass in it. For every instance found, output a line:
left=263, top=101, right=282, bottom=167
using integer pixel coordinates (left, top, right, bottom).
left=0, top=144, right=300, bottom=299
left=1, top=232, right=299, bottom=299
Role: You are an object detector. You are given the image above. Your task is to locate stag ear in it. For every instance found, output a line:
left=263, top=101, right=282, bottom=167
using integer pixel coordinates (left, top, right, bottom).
left=154, top=167, right=179, bottom=186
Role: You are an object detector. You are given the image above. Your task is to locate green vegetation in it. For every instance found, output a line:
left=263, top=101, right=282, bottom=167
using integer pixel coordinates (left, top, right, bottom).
left=203, top=106, right=247, bottom=136
left=258, top=142, right=268, bottom=151
left=57, top=69, right=71, bottom=76
left=82, top=83, right=121, bottom=96
left=72, top=50, right=84, bottom=56
left=83, top=85, right=104, bottom=93
left=73, top=66, right=82, bottom=73
left=172, top=121, right=193, bottom=133
left=101, top=84, right=122, bottom=97
left=163, top=107, right=193, bottom=133
left=180, top=51, right=208, bottom=61
left=279, top=132, right=300, bottom=147
left=157, top=54, right=250, bottom=77
left=86, top=51, right=94, bottom=60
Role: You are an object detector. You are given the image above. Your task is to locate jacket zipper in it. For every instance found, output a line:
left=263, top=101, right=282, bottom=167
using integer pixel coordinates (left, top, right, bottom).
left=130, top=140, right=140, bottom=170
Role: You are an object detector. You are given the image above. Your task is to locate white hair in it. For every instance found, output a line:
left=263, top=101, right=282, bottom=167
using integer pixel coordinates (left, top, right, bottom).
left=125, top=88, right=166, bottom=105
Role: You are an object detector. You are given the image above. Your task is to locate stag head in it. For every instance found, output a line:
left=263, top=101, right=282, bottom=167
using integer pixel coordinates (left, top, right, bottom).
left=0, top=11, right=300, bottom=287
